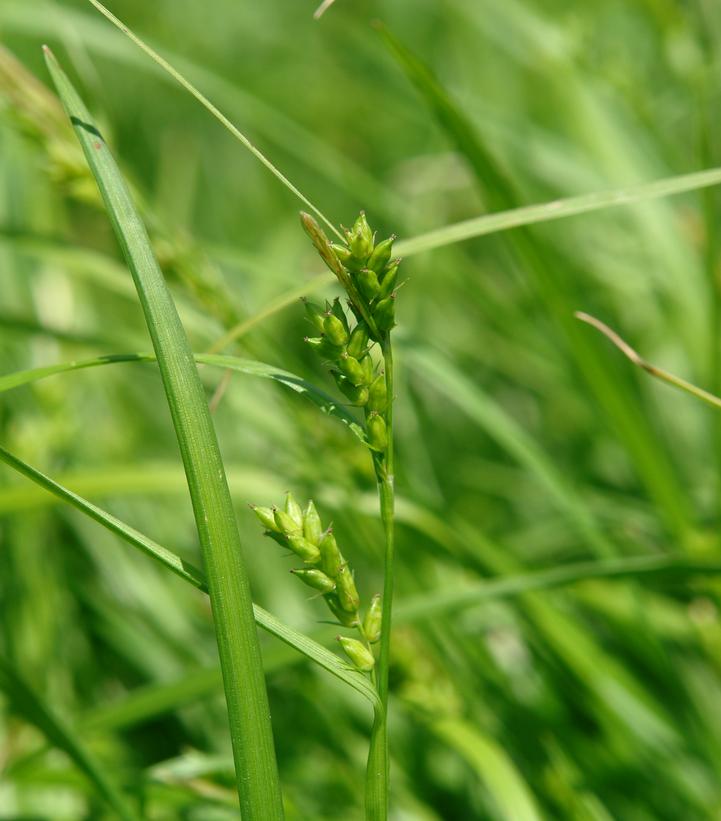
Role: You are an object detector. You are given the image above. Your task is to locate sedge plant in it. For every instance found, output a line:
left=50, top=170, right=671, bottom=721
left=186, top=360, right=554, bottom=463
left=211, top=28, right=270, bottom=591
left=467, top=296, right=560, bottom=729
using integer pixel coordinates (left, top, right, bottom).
left=29, top=36, right=401, bottom=820
left=251, top=210, right=401, bottom=819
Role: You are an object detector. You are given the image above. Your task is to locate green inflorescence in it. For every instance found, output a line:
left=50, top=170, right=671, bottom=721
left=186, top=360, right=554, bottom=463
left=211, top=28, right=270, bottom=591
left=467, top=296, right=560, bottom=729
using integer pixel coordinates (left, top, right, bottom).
left=251, top=493, right=380, bottom=673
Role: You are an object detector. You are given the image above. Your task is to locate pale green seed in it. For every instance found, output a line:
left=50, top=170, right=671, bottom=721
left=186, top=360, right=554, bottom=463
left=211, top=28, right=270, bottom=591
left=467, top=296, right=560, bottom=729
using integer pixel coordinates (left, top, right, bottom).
left=303, top=500, right=323, bottom=546
left=338, top=353, right=366, bottom=386
left=357, top=268, right=380, bottom=300
left=250, top=505, right=281, bottom=533
left=347, top=323, right=369, bottom=359
left=363, top=594, right=382, bottom=643
left=284, top=491, right=304, bottom=529
left=336, top=564, right=360, bottom=613
left=319, top=529, right=343, bottom=578
left=325, top=594, right=359, bottom=627
left=287, top=534, right=321, bottom=564
left=367, top=235, right=396, bottom=273
left=367, top=373, right=387, bottom=413
left=338, top=636, right=375, bottom=672
left=275, top=508, right=301, bottom=536
left=291, top=567, right=336, bottom=593
left=366, top=411, right=388, bottom=452
left=323, top=313, right=349, bottom=347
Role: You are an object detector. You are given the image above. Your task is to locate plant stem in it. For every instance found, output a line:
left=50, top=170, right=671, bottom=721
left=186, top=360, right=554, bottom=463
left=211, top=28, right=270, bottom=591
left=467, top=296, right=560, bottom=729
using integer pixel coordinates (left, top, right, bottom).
left=365, top=338, right=395, bottom=820
left=377, top=340, right=395, bottom=706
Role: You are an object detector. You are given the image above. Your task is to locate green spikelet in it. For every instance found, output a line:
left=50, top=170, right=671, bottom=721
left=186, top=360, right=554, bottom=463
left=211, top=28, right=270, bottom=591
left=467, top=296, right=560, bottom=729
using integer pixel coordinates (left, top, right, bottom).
left=336, top=564, right=360, bottom=613
left=378, top=261, right=399, bottom=299
left=366, top=411, right=388, bottom=452
left=363, top=594, right=382, bottom=643
left=367, top=373, right=387, bottom=413
left=302, top=298, right=326, bottom=333
left=319, top=529, right=344, bottom=578
left=250, top=505, right=281, bottom=533
left=347, top=323, right=369, bottom=359
left=274, top=507, right=302, bottom=536
left=326, top=594, right=360, bottom=627
left=338, top=353, right=367, bottom=386
left=374, top=296, right=395, bottom=332
left=357, top=268, right=380, bottom=300
left=303, top=500, right=323, bottom=546
left=323, top=312, right=349, bottom=347
left=338, top=636, right=375, bottom=672
left=287, top=534, right=321, bottom=564
left=291, top=568, right=336, bottom=593
left=284, top=491, right=304, bottom=529
left=367, top=235, right=396, bottom=273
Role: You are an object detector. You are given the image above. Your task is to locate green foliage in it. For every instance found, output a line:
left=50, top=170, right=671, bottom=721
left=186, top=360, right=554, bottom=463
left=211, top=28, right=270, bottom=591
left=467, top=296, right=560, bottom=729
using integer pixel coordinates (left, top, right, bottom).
left=3, top=1, right=721, bottom=819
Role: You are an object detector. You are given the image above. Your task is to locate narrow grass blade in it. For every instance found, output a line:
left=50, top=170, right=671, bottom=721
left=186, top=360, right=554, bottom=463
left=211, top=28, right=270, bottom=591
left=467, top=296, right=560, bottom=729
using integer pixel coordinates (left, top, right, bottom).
left=380, top=24, right=691, bottom=540
left=43, top=48, right=283, bottom=817
left=0, top=351, right=366, bottom=441
left=405, top=346, right=613, bottom=557
left=433, top=719, right=542, bottom=821
left=0, top=656, right=138, bottom=820
left=576, top=312, right=721, bottom=412
left=395, top=554, right=721, bottom=624
left=396, top=167, right=721, bottom=257
left=0, top=445, right=381, bottom=713
left=83, top=0, right=342, bottom=241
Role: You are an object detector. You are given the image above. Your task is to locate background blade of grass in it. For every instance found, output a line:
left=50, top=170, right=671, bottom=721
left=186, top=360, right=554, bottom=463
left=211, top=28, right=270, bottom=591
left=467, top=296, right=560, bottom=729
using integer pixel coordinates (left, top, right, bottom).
left=0, top=655, right=138, bottom=820
left=43, top=47, right=284, bottom=817
left=0, top=351, right=366, bottom=440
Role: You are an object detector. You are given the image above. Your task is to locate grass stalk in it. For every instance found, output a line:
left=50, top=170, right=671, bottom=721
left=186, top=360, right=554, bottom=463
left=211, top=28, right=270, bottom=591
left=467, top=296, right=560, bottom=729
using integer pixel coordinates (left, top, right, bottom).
left=365, top=340, right=396, bottom=821
left=43, top=48, right=284, bottom=819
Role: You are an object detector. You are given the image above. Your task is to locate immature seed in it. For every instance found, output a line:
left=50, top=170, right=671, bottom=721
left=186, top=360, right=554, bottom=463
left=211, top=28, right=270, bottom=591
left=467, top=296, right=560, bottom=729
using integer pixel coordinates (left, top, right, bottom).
left=367, top=235, right=396, bottom=273
left=366, top=411, right=388, bottom=451
left=348, top=211, right=373, bottom=260
left=319, top=529, right=343, bottom=578
left=374, top=296, right=395, bottom=332
left=338, top=352, right=366, bottom=386
left=337, top=379, right=369, bottom=406
left=330, top=242, right=352, bottom=265
left=367, top=373, right=387, bottom=413
left=291, top=568, right=336, bottom=593
left=303, top=499, right=323, bottom=546
left=284, top=491, right=304, bottom=529
left=326, top=594, right=359, bottom=627
left=274, top=508, right=302, bottom=536
left=302, top=298, right=326, bottom=333
left=346, top=323, right=369, bottom=359
left=360, top=353, right=374, bottom=384
left=378, top=261, right=400, bottom=299
left=250, top=504, right=281, bottom=533
left=357, top=268, right=380, bottom=300
left=323, top=312, right=349, bottom=347
left=336, top=564, right=360, bottom=613
left=363, top=594, right=382, bottom=643
left=287, top=534, right=321, bottom=564
left=337, top=636, right=375, bottom=672
left=330, top=297, right=350, bottom=332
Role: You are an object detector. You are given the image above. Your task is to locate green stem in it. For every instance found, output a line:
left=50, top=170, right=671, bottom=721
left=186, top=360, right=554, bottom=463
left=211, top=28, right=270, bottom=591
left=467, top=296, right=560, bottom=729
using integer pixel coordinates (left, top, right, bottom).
left=365, top=338, right=395, bottom=820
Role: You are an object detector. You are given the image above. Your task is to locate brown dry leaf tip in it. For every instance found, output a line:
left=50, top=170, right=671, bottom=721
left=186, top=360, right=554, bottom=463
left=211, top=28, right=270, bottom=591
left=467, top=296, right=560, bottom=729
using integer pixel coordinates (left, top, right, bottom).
left=574, top=311, right=644, bottom=367
left=313, top=0, right=337, bottom=20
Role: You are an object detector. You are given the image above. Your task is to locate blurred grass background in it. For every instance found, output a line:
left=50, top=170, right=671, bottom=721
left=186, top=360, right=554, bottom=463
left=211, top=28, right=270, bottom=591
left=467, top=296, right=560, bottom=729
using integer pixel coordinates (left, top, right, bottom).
left=2, top=0, right=721, bottom=818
